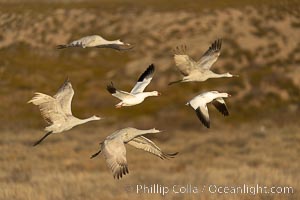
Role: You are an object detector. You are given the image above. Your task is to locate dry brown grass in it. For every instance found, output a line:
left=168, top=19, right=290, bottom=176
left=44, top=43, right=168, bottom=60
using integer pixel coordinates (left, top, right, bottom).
left=0, top=123, right=299, bottom=200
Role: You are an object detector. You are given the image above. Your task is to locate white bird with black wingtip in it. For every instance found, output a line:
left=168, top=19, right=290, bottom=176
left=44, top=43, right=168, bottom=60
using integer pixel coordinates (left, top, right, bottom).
left=28, top=78, right=102, bottom=146
left=186, top=91, right=231, bottom=128
left=107, top=64, right=161, bottom=108
left=57, top=35, right=134, bottom=51
left=90, top=127, right=178, bottom=179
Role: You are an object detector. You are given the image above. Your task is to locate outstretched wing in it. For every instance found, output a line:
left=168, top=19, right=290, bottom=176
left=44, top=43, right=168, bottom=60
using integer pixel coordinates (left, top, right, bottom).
left=53, top=78, right=74, bottom=116
left=195, top=104, right=210, bottom=128
left=130, top=64, right=155, bottom=94
left=106, top=82, right=135, bottom=100
left=197, top=39, right=222, bottom=70
left=127, top=136, right=178, bottom=159
left=103, top=142, right=129, bottom=179
left=28, top=93, right=66, bottom=125
left=212, top=97, right=229, bottom=116
left=173, top=53, right=197, bottom=76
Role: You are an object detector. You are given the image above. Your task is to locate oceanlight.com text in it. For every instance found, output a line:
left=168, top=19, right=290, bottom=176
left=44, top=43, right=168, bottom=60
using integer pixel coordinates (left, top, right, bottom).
left=125, top=184, right=294, bottom=196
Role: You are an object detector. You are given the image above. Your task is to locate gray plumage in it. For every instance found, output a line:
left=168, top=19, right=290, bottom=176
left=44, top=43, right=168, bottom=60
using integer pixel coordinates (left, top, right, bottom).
left=169, top=39, right=238, bottom=85
left=57, top=35, right=134, bottom=51
left=28, top=78, right=101, bottom=146
left=90, top=127, right=178, bottom=179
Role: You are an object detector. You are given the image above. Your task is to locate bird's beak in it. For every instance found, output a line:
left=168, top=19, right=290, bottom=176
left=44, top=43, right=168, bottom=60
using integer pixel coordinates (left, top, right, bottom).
left=185, top=102, right=189, bottom=106
left=233, top=74, right=239, bottom=77
left=158, top=92, right=162, bottom=96
left=122, top=44, right=134, bottom=50
left=228, top=94, right=232, bottom=97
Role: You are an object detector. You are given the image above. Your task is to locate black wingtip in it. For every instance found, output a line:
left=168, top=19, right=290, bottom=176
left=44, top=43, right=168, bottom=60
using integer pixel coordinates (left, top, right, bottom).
left=149, top=63, right=154, bottom=69
left=195, top=108, right=210, bottom=128
left=113, top=165, right=129, bottom=180
left=212, top=101, right=229, bottom=116
left=137, top=64, right=155, bottom=82
left=212, top=38, right=222, bottom=51
left=221, top=108, right=229, bottom=116
left=106, top=82, right=116, bottom=94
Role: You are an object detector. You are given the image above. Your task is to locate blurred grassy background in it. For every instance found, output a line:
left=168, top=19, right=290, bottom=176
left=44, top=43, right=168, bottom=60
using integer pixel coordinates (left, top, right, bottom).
left=0, top=0, right=299, bottom=199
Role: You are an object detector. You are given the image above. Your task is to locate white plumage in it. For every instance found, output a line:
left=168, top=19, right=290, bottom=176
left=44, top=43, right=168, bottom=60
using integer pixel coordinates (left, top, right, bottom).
left=28, top=78, right=101, bottom=146
left=107, top=64, right=161, bottom=108
left=90, top=127, right=178, bottom=179
left=186, top=91, right=231, bottom=128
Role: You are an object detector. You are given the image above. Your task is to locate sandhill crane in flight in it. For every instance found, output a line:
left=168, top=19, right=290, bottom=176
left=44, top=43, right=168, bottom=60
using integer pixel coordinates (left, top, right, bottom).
left=107, top=64, right=161, bottom=108
left=186, top=91, right=231, bottom=128
left=28, top=78, right=101, bottom=146
left=90, top=127, right=178, bottom=179
left=169, top=39, right=238, bottom=85
left=57, top=35, right=134, bottom=51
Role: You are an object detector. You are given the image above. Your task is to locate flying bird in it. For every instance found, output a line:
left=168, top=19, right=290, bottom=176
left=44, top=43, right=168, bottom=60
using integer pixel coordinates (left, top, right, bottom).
left=57, top=35, right=134, bottom=51
left=107, top=64, right=161, bottom=108
left=169, top=39, right=238, bottom=85
left=186, top=91, right=231, bottom=128
left=90, top=127, right=178, bottom=179
left=28, top=78, right=101, bottom=146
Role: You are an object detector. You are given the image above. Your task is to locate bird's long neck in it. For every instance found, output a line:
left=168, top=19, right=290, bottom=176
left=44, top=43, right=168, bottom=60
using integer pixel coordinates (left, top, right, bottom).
left=112, top=39, right=121, bottom=44
left=125, top=129, right=157, bottom=142
left=136, top=129, right=155, bottom=137
left=211, top=72, right=232, bottom=78
left=217, top=93, right=229, bottom=98
left=102, top=39, right=121, bottom=45
left=140, top=92, right=156, bottom=98
left=74, top=116, right=97, bottom=125
left=207, top=92, right=228, bottom=101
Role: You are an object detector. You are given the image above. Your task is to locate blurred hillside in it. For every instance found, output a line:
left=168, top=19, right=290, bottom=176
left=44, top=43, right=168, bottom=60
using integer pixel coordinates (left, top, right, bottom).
left=1, top=0, right=300, bottom=131
left=0, top=1, right=300, bottom=200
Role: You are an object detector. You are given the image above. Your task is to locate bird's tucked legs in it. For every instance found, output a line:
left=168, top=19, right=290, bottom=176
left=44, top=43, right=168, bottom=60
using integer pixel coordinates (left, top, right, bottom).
left=90, top=149, right=102, bottom=159
left=33, top=131, right=53, bottom=146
